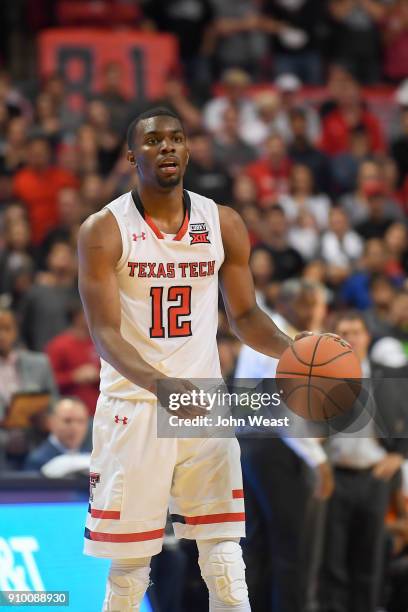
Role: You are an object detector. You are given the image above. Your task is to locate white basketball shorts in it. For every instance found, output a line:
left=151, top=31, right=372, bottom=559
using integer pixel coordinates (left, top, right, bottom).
left=84, top=394, right=245, bottom=558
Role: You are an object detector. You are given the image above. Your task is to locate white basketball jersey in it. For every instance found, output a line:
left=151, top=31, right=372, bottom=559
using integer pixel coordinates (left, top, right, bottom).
left=100, top=189, right=225, bottom=400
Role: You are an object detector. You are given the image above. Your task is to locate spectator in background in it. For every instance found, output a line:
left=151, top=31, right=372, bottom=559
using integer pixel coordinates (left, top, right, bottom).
left=86, top=99, right=121, bottom=175
left=260, top=0, right=325, bottom=84
left=203, top=68, right=256, bottom=135
left=341, top=160, right=402, bottom=226
left=330, top=125, right=372, bottom=195
left=321, top=207, right=364, bottom=285
left=237, top=279, right=331, bottom=612
left=288, top=209, right=320, bottom=261
left=249, top=247, right=276, bottom=313
left=213, top=105, right=258, bottom=177
left=371, top=291, right=408, bottom=367
left=320, top=311, right=408, bottom=612
left=23, top=397, right=90, bottom=472
left=280, top=163, right=331, bottom=230
left=33, top=91, right=62, bottom=147
left=384, top=222, right=408, bottom=278
left=240, top=91, right=284, bottom=148
left=391, top=107, right=408, bottom=188
left=183, top=130, right=232, bottom=202
left=0, top=69, right=31, bottom=120
left=327, top=0, right=385, bottom=84
left=151, top=74, right=203, bottom=133
left=0, top=307, right=57, bottom=422
left=41, top=74, right=81, bottom=136
left=142, top=0, right=214, bottom=95
left=341, top=238, right=389, bottom=309
left=39, top=187, right=85, bottom=266
left=80, top=173, right=108, bottom=216
left=99, top=61, right=131, bottom=135
left=275, top=73, right=321, bottom=143
left=211, top=0, right=266, bottom=79
left=0, top=116, right=28, bottom=174
left=287, top=106, right=329, bottom=193
left=364, top=274, right=397, bottom=340
left=382, top=0, right=408, bottom=82
left=46, top=300, right=100, bottom=416
left=0, top=214, right=35, bottom=295
left=12, top=136, right=78, bottom=244
left=20, top=241, right=78, bottom=351
left=355, top=181, right=396, bottom=240
left=258, top=204, right=304, bottom=279
left=320, top=79, right=385, bottom=156
left=244, top=133, right=291, bottom=207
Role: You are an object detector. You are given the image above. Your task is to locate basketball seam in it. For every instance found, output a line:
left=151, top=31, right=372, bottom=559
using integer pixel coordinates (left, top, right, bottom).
left=290, top=338, right=353, bottom=367
left=282, top=383, right=352, bottom=420
left=308, top=335, right=324, bottom=420
left=309, top=350, right=354, bottom=367
left=276, top=371, right=362, bottom=382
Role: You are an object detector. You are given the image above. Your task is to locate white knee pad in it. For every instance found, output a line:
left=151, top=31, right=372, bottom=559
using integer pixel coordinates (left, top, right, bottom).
left=198, top=540, right=249, bottom=607
left=103, top=558, right=151, bottom=611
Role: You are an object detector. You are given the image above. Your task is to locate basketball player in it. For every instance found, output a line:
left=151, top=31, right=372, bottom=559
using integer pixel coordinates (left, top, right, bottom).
left=78, top=107, right=295, bottom=612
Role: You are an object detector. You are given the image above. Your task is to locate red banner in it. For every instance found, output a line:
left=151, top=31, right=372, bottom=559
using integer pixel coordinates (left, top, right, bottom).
left=38, top=29, right=179, bottom=110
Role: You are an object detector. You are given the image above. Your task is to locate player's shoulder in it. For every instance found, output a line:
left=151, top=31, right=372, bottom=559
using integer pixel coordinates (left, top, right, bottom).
left=217, top=204, right=247, bottom=235
left=79, top=192, right=130, bottom=240
left=79, top=208, right=116, bottom=241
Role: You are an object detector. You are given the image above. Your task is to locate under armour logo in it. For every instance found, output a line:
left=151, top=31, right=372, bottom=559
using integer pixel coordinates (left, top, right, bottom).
left=114, top=415, right=128, bottom=425
left=132, top=232, right=146, bottom=241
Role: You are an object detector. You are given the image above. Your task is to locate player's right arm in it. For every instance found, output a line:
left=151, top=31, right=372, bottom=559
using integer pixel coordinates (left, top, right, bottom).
left=77, top=210, right=164, bottom=394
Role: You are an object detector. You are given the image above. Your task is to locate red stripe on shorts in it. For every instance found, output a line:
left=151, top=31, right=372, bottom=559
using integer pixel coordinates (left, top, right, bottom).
left=90, top=509, right=121, bottom=519
left=87, top=528, right=165, bottom=543
left=184, top=512, right=245, bottom=525
left=232, top=489, right=244, bottom=499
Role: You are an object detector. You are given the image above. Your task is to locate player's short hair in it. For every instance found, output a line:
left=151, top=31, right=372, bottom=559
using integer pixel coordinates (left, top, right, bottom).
left=127, top=107, right=183, bottom=150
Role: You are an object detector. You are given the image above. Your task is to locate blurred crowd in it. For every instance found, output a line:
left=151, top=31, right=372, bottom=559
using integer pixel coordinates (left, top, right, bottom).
left=0, top=1, right=408, bottom=611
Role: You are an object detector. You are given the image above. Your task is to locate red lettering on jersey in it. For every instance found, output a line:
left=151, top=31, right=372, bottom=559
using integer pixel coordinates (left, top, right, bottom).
left=178, top=262, right=189, bottom=278
left=207, top=260, right=215, bottom=276
left=198, top=262, right=206, bottom=277
left=128, top=262, right=138, bottom=277
left=139, top=262, right=147, bottom=278
left=189, top=262, right=198, bottom=277
left=157, top=263, right=166, bottom=278
left=147, top=262, right=157, bottom=278
left=167, top=263, right=175, bottom=278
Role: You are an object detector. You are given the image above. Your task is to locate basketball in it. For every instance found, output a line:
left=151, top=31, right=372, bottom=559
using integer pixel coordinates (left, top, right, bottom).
left=276, top=334, right=362, bottom=421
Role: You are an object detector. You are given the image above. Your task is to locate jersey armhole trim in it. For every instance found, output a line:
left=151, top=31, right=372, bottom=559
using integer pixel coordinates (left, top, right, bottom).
left=105, top=206, right=130, bottom=272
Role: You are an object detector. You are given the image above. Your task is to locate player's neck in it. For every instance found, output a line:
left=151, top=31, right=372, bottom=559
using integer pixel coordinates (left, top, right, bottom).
left=137, top=183, right=184, bottom=221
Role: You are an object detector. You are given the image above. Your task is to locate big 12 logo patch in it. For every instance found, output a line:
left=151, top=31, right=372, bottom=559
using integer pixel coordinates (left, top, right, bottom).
left=189, top=222, right=210, bottom=245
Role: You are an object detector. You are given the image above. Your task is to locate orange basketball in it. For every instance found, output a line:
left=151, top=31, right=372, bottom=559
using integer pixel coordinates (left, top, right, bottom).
left=276, top=334, right=362, bottom=421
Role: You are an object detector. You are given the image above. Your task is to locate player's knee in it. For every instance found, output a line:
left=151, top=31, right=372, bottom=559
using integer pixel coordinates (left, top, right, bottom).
left=198, top=540, right=248, bottom=606
left=103, top=559, right=151, bottom=611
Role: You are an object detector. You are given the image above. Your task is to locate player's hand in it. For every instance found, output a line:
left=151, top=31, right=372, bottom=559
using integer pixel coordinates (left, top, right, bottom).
left=372, top=453, right=404, bottom=481
left=156, top=377, right=209, bottom=419
left=314, top=461, right=335, bottom=500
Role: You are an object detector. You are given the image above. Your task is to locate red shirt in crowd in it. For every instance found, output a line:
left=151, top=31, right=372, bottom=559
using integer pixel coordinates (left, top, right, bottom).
left=319, top=109, right=385, bottom=156
left=13, top=167, right=79, bottom=244
left=244, top=158, right=292, bottom=207
left=46, top=330, right=100, bottom=415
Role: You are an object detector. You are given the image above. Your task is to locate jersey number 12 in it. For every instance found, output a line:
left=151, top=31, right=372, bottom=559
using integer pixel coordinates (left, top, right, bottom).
left=150, top=286, right=192, bottom=338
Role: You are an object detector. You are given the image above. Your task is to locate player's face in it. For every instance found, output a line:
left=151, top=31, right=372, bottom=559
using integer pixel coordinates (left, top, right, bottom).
left=131, top=116, right=189, bottom=189
left=51, top=401, right=89, bottom=449
left=335, top=320, right=370, bottom=361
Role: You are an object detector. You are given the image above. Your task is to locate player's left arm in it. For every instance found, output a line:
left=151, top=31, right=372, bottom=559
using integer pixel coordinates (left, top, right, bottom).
left=218, top=205, right=293, bottom=359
